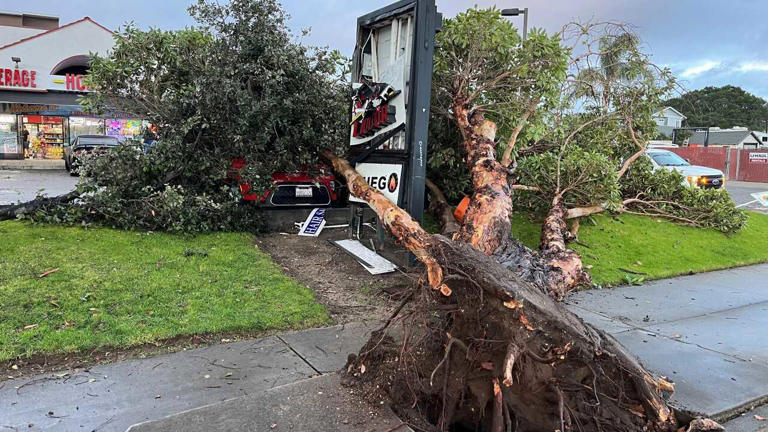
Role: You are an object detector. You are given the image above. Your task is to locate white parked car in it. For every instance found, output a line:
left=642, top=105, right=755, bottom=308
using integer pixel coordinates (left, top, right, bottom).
left=645, top=149, right=725, bottom=189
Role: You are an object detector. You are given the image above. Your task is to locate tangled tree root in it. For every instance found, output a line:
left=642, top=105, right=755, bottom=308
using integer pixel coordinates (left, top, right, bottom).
left=344, top=236, right=677, bottom=432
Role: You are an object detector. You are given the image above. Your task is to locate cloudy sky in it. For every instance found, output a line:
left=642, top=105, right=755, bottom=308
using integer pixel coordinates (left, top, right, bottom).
left=16, top=0, right=768, bottom=98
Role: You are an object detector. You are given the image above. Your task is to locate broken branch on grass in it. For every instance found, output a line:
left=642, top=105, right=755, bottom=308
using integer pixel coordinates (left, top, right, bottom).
left=39, top=268, right=59, bottom=278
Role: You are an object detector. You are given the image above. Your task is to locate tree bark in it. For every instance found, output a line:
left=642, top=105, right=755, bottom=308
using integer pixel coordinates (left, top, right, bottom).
left=328, top=151, right=678, bottom=432
left=448, top=102, right=589, bottom=297
left=0, top=191, right=79, bottom=221
left=452, top=104, right=514, bottom=255
left=537, top=201, right=592, bottom=298
left=426, top=178, right=461, bottom=236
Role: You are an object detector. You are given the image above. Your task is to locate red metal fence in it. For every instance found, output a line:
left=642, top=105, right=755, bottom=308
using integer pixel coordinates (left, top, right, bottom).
left=667, top=146, right=768, bottom=183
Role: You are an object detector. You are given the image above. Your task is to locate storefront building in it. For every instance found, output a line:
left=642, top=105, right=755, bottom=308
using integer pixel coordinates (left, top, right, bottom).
left=0, top=12, right=145, bottom=160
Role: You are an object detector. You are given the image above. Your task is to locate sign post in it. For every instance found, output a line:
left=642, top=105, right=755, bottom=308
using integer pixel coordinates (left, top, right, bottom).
left=404, top=0, right=439, bottom=225
left=347, top=0, right=440, bottom=240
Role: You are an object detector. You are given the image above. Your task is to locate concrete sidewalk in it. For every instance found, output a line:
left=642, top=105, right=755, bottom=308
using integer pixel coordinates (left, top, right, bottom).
left=127, top=373, right=410, bottom=432
left=0, top=322, right=378, bottom=432
left=567, top=263, right=768, bottom=421
left=0, top=159, right=65, bottom=170
left=5, top=265, right=768, bottom=430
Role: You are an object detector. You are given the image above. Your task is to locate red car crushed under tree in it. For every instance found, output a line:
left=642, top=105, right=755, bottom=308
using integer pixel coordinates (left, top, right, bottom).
left=228, top=158, right=340, bottom=207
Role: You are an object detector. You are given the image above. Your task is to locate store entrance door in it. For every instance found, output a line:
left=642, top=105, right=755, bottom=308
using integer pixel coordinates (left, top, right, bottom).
left=22, top=115, right=68, bottom=159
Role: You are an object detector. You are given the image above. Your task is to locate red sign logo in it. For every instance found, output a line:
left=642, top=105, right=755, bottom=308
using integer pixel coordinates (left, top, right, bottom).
left=0, top=68, right=37, bottom=88
left=388, top=173, right=398, bottom=192
left=350, top=79, right=400, bottom=138
left=66, top=74, right=88, bottom=91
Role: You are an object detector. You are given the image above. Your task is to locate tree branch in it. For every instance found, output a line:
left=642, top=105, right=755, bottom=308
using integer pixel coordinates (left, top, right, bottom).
left=500, top=97, right=540, bottom=167
left=452, top=103, right=514, bottom=255
left=616, top=117, right=647, bottom=179
left=323, top=151, right=448, bottom=293
left=0, top=191, right=80, bottom=221
left=511, top=184, right=540, bottom=192
left=426, top=178, right=461, bottom=236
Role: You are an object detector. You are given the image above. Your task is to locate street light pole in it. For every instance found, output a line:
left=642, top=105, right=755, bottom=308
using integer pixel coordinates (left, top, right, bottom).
left=522, top=7, right=528, bottom=41
left=500, top=7, right=528, bottom=41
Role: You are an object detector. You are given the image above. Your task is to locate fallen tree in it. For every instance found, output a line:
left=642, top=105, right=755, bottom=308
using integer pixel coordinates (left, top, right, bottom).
left=0, top=191, right=79, bottom=221
left=326, top=11, right=726, bottom=432
left=0, top=6, right=730, bottom=431
left=328, top=152, right=677, bottom=432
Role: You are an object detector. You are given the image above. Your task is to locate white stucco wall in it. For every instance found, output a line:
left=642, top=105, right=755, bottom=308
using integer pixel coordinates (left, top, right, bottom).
left=0, top=26, right=44, bottom=47
left=0, top=19, right=114, bottom=91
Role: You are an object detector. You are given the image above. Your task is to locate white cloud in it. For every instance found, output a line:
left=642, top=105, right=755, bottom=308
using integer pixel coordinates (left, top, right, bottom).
left=738, top=62, right=768, bottom=72
left=680, top=60, right=721, bottom=78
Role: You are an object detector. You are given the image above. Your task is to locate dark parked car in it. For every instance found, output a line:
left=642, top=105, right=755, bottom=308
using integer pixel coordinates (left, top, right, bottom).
left=64, top=135, right=120, bottom=175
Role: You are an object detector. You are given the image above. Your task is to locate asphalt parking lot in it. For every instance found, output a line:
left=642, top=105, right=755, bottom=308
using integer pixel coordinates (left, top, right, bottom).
left=725, top=180, right=768, bottom=213
left=0, top=169, right=79, bottom=205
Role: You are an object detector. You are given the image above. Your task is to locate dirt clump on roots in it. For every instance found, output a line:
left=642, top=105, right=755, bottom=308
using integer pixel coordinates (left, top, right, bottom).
left=343, top=236, right=678, bottom=432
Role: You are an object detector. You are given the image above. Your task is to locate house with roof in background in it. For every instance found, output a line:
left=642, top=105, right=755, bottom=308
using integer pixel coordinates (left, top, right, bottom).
left=653, top=106, right=687, bottom=137
left=687, top=127, right=768, bottom=148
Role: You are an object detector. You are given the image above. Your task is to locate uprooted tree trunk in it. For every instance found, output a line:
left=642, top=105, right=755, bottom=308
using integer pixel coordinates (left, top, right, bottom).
left=0, top=191, right=79, bottom=221
left=326, top=151, right=678, bottom=432
left=451, top=103, right=514, bottom=256
left=445, top=102, right=590, bottom=299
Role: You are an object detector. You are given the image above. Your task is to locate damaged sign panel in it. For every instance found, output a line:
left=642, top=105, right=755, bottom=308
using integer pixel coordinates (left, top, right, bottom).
left=348, top=0, right=440, bottom=222
left=298, top=208, right=326, bottom=236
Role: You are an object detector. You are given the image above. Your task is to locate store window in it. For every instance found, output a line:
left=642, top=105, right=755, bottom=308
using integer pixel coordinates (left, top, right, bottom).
left=22, top=115, right=67, bottom=160
left=70, top=117, right=105, bottom=144
left=0, top=114, right=19, bottom=158
left=106, top=118, right=144, bottom=142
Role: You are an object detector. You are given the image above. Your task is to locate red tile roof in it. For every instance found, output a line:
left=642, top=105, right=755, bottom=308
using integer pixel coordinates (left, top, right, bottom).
left=0, top=17, right=113, bottom=51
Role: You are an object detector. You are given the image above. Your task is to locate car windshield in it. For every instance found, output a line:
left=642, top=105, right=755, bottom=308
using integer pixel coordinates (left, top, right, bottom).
left=650, top=152, right=689, bottom=167
left=77, top=136, right=119, bottom=146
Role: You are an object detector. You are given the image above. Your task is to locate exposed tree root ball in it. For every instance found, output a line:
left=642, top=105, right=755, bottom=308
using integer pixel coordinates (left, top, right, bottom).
left=345, top=236, right=677, bottom=432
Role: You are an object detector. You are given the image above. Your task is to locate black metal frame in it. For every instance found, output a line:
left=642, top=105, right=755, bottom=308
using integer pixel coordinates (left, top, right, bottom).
left=349, top=0, right=440, bottom=223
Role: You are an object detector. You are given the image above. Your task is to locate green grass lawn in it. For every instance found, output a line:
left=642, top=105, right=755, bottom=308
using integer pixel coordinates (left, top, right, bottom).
left=0, top=221, right=329, bottom=362
left=511, top=211, right=768, bottom=287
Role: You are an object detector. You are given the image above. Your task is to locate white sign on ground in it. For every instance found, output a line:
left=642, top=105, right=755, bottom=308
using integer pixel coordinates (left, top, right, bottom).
left=333, top=239, right=396, bottom=275
left=298, top=208, right=326, bottom=236
left=349, top=163, right=403, bottom=205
